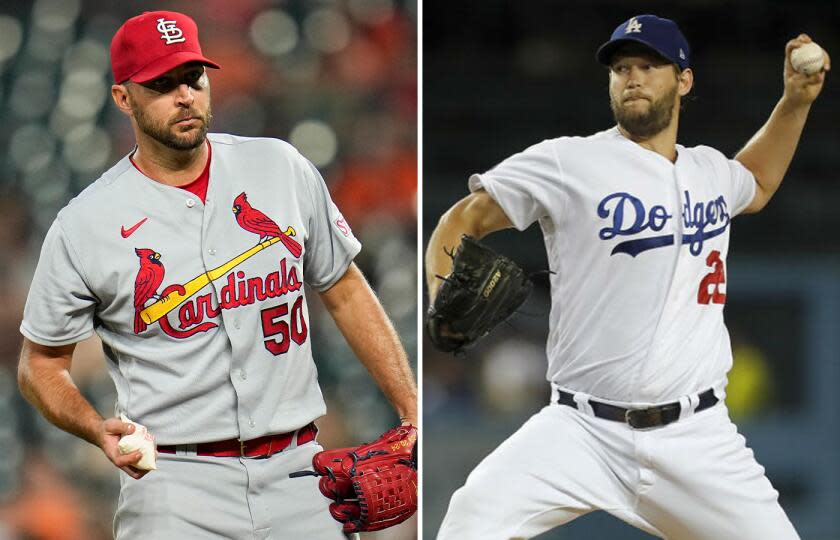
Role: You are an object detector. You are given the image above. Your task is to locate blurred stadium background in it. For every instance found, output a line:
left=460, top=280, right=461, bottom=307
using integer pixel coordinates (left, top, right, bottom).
left=0, top=0, right=416, bottom=539
left=424, top=1, right=839, bottom=539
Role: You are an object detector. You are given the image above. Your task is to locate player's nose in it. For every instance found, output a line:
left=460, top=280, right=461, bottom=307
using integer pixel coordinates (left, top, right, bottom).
left=625, top=67, right=646, bottom=87
left=174, top=83, right=195, bottom=106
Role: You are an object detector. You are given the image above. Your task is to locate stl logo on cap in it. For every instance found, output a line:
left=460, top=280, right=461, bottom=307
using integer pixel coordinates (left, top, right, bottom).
left=110, top=11, right=221, bottom=84
left=625, top=17, right=642, bottom=34
left=156, top=17, right=186, bottom=45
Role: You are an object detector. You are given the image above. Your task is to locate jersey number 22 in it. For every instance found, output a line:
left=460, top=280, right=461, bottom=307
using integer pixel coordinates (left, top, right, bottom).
left=697, top=250, right=726, bottom=305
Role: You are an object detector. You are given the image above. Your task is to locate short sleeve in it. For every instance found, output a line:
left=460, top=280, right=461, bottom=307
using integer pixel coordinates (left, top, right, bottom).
left=20, top=219, right=98, bottom=346
left=301, top=159, right=362, bottom=291
left=728, top=159, right=757, bottom=217
left=467, top=140, right=560, bottom=230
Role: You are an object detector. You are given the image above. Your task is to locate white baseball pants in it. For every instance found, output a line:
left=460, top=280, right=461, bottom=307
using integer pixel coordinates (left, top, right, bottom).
left=437, top=400, right=798, bottom=539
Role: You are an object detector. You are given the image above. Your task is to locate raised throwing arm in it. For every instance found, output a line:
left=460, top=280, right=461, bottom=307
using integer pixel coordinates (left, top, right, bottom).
left=736, top=34, right=830, bottom=214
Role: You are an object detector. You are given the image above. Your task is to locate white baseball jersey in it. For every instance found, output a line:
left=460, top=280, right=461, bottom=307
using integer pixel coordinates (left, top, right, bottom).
left=469, top=126, right=756, bottom=404
left=21, top=133, right=361, bottom=445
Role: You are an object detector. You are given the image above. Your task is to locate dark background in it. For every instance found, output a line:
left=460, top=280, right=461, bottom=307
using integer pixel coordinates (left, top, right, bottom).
left=423, top=1, right=840, bottom=539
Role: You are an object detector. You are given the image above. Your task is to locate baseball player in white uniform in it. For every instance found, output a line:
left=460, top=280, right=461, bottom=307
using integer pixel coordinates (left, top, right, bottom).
left=17, top=10, right=417, bottom=539
left=426, top=15, right=829, bottom=540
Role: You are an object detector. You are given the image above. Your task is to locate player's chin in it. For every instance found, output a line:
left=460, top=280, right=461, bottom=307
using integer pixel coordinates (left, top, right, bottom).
left=168, top=128, right=207, bottom=150
left=176, top=122, right=207, bottom=138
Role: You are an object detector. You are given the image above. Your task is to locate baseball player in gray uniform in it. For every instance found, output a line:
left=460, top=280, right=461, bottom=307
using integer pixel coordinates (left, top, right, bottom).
left=17, top=11, right=417, bottom=539
left=427, top=15, right=828, bottom=540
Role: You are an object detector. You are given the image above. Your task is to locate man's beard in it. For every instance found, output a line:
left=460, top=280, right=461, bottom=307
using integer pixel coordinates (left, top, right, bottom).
left=133, top=104, right=212, bottom=151
left=610, top=83, right=677, bottom=139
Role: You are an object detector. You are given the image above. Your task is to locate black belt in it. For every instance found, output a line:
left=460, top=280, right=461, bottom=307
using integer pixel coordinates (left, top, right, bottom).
left=557, top=388, right=718, bottom=429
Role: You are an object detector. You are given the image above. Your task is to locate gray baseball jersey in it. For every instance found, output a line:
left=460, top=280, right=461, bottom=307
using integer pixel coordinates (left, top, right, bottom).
left=21, top=133, right=361, bottom=445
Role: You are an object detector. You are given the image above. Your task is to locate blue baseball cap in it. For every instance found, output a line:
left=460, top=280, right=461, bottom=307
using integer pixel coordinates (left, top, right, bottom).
left=596, top=15, right=690, bottom=70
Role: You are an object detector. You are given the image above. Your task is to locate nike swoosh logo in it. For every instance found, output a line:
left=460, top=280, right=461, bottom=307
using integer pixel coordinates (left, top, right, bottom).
left=121, top=218, right=148, bottom=238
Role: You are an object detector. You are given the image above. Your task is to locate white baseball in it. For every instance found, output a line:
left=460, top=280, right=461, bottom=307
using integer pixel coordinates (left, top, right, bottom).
left=117, top=414, right=158, bottom=470
left=791, top=42, right=825, bottom=75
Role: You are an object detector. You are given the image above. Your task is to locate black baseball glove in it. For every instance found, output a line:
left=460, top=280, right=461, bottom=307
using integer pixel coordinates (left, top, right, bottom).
left=427, top=235, right=532, bottom=353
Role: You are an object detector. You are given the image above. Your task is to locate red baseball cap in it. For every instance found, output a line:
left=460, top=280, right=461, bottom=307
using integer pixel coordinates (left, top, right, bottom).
left=110, top=11, right=220, bottom=84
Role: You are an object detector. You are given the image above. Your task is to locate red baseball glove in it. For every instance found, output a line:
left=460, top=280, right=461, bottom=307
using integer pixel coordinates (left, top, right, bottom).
left=291, top=425, right=418, bottom=533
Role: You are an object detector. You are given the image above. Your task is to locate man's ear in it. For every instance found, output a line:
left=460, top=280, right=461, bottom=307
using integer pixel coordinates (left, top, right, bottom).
left=111, top=84, right=133, bottom=117
left=678, top=68, right=694, bottom=97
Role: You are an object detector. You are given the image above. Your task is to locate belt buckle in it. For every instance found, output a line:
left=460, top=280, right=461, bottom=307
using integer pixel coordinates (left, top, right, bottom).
left=625, top=407, right=662, bottom=429
left=241, top=438, right=276, bottom=459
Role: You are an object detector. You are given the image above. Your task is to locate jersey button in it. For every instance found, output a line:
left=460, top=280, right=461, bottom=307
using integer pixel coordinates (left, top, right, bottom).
left=239, top=369, right=247, bottom=380
left=248, top=418, right=256, bottom=428
left=208, top=248, right=216, bottom=256
left=234, top=320, right=241, bottom=329
left=186, top=199, right=195, bottom=208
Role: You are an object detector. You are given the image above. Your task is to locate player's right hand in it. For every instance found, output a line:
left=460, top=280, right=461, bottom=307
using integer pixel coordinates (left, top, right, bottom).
left=98, top=417, right=149, bottom=480
left=783, top=34, right=831, bottom=107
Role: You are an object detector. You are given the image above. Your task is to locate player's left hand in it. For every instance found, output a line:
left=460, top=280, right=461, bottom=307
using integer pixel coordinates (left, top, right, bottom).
left=783, top=34, right=831, bottom=107
left=290, top=425, right=418, bottom=533
left=426, top=236, right=533, bottom=354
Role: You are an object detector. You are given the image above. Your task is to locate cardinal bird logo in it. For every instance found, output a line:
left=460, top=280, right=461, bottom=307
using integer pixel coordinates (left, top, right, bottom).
left=133, top=248, right=165, bottom=334
left=232, top=192, right=302, bottom=258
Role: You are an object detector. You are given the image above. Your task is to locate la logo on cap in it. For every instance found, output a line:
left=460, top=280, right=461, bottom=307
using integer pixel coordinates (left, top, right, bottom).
left=156, top=17, right=186, bottom=45
left=625, top=17, right=642, bottom=34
